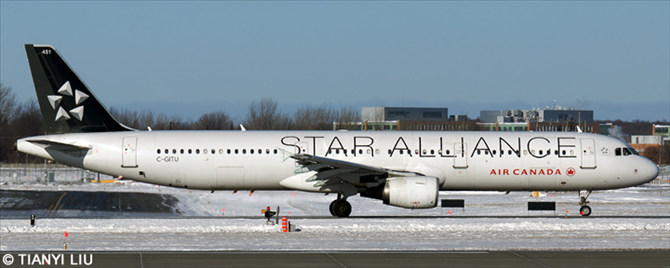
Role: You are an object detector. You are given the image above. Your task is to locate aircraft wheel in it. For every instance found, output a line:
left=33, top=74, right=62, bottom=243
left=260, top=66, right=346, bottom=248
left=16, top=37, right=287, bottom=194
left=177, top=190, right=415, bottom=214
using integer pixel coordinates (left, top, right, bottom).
left=580, top=205, right=592, bottom=216
left=332, top=200, right=352, bottom=218
left=329, top=200, right=337, bottom=216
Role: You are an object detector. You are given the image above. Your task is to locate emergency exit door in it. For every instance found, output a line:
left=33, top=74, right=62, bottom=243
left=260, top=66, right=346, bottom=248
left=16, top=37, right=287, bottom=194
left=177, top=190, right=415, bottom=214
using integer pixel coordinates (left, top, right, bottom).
left=122, top=137, right=138, bottom=168
left=453, top=142, right=468, bottom=168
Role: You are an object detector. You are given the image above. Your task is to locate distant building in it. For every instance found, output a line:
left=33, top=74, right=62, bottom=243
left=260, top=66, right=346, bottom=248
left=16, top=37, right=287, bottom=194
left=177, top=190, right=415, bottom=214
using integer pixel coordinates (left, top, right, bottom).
left=360, top=107, right=474, bottom=131
left=478, top=122, right=528, bottom=132
left=652, top=125, right=670, bottom=145
left=362, top=107, right=449, bottom=122
left=477, top=121, right=600, bottom=133
left=630, top=135, right=664, bottom=153
left=480, top=108, right=594, bottom=124
left=600, top=123, right=614, bottom=136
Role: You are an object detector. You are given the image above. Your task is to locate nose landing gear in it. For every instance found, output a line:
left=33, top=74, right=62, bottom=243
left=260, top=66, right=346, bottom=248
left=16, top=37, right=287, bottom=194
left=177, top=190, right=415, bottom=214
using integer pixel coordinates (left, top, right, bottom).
left=579, top=190, right=592, bottom=216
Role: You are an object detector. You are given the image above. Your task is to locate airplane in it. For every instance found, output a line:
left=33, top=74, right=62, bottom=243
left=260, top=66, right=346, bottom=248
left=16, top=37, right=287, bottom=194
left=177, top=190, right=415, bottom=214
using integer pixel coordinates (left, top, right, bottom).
left=16, top=44, right=659, bottom=217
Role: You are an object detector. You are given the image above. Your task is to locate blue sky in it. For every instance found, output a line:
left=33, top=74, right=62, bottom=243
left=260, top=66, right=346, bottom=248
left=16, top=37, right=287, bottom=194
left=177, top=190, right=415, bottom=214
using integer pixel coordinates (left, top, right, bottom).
left=1, top=1, right=668, bottom=121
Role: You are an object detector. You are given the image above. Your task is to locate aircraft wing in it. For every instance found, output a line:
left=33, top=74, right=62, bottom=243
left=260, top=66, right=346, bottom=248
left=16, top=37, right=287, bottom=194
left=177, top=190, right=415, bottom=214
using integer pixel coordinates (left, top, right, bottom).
left=291, top=154, right=388, bottom=175
left=282, top=154, right=421, bottom=193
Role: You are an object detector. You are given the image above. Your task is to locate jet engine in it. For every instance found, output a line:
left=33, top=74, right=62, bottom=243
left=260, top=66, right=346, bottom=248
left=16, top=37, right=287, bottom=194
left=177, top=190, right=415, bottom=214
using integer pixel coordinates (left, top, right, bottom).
left=361, top=177, right=439, bottom=208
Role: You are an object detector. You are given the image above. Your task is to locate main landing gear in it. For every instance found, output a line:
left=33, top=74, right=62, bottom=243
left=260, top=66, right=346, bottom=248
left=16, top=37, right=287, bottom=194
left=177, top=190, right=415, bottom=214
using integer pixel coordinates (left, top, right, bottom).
left=579, top=190, right=592, bottom=216
left=329, top=193, right=352, bottom=217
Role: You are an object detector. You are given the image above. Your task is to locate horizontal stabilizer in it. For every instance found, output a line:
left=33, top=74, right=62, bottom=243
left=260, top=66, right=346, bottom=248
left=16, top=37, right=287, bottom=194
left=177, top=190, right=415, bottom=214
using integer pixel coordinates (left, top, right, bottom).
left=26, top=139, right=91, bottom=151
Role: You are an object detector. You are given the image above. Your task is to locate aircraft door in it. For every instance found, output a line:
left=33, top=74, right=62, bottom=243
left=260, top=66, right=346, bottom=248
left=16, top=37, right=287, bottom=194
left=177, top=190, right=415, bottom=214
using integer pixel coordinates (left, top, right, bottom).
left=580, top=139, right=596, bottom=169
left=453, top=142, right=468, bottom=169
left=122, top=137, right=138, bottom=168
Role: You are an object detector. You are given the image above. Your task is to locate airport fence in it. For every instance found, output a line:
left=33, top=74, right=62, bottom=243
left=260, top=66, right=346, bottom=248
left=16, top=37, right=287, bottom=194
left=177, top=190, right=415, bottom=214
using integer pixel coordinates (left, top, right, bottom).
left=649, top=165, right=670, bottom=184
left=0, top=163, right=115, bottom=184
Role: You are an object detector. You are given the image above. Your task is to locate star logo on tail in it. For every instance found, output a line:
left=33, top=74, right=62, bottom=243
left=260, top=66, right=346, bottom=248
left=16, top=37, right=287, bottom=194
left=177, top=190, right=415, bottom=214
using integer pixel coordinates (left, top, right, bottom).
left=48, top=81, right=88, bottom=122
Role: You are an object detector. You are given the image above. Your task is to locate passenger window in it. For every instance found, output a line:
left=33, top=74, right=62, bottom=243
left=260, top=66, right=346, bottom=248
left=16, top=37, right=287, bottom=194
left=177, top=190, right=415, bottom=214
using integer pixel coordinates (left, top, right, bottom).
left=562, top=150, right=566, bottom=155
left=250, top=149, right=254, bottom=154
left=165, top=149, right=168, bottom=154
left=539, top=150, right=543, bottom=155
left=243, top=149, right=246, bottom=154
left=615, top=148, right=621, bottom=156
left=258, top=149, right=262, bottom=154
left=173, top=149, right=177, bottom=154
left=212, top=149, right=215, bottom=154
left=227, top=149, right=231, bottom=154
left=274, top=149, right=278, bottom=154
left=446, top=150, right=450, bottom=155
left=388, top=149, right=392, bottom=155
left=196, top=149, right=200, bottom=154
left=399, top=150, right=403, bottom=155
left=554, top=150, right=558, bottom=155
left=188, top=149, right=192, bottom=154
left=235, top=149, right=239, bottom=154
left=204, top=149, right=208, bottom=154
left=180, top=149, right=184, bottom=154
left=477, top=150, right=481, bottom=155
left=508, top=150, right=512, bottom=155
left=266, top=149, right=270, bottom=154
left=220, top=149, right=224, bottom=154
left=359, top=149, right=363, bottom=155
left=431, top=150, right=435, bottom=155
left=157, top=149, right=161, bottom=154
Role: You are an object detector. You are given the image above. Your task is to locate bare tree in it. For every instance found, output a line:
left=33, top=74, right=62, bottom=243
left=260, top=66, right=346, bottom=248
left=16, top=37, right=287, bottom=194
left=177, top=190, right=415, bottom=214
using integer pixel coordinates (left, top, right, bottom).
left=245, top=98, right=292, bottom=130
left=193, top=111, right=233, bottom=130
left=293, top=104, right=335, bottom=130
left=0, top=83, right=17, bottom=128
left=1, top=98, right=45, bottom=163
left=293, top=104, right=361, bottom=130
left=334, top=106, right=361, bottom=130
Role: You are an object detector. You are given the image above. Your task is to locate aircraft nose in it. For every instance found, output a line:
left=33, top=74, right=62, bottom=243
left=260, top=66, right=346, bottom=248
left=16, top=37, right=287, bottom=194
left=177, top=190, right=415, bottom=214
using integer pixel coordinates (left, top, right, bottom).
left=644, top=160, right=660, bottom=183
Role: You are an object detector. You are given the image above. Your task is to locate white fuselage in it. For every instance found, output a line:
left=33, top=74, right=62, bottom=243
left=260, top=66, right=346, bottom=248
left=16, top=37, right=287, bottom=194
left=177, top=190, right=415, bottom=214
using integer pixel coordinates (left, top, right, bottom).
left=17, top=130, right=658, bottom=192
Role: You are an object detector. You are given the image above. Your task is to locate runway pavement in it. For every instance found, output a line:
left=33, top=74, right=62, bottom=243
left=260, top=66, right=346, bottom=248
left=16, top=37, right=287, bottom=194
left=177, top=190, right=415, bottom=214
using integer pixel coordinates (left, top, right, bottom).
left=1, top=251, right=668, bottom=267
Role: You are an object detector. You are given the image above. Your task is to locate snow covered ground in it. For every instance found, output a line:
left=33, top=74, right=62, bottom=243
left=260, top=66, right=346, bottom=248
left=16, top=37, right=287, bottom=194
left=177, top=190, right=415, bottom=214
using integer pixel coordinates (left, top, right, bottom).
left=1, top=182, right=669, bottom=251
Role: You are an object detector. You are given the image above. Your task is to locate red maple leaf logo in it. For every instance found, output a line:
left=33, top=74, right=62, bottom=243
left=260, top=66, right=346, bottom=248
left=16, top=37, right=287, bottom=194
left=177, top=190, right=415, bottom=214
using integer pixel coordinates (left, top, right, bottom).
left=566, top=167, right=576, bottom=177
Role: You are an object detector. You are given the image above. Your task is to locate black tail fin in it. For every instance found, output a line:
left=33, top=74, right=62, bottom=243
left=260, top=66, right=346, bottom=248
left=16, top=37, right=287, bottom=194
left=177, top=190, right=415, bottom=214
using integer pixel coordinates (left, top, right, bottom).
left=24, top=44, right=134, bottom=134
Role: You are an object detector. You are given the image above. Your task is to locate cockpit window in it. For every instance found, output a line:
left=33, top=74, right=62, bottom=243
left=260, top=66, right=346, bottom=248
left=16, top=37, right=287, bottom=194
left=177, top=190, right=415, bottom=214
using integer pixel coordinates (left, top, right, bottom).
left=615, top=148, right=621, bottom=156
left=627, top=147, right=639, bottom=155
left=622, top=147, right=633, bottom=156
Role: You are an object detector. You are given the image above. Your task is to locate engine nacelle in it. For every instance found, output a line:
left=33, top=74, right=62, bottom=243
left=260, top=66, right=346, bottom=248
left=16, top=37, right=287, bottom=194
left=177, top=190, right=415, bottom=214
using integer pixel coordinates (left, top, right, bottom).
left=362, top=177, right=439, bottom=209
